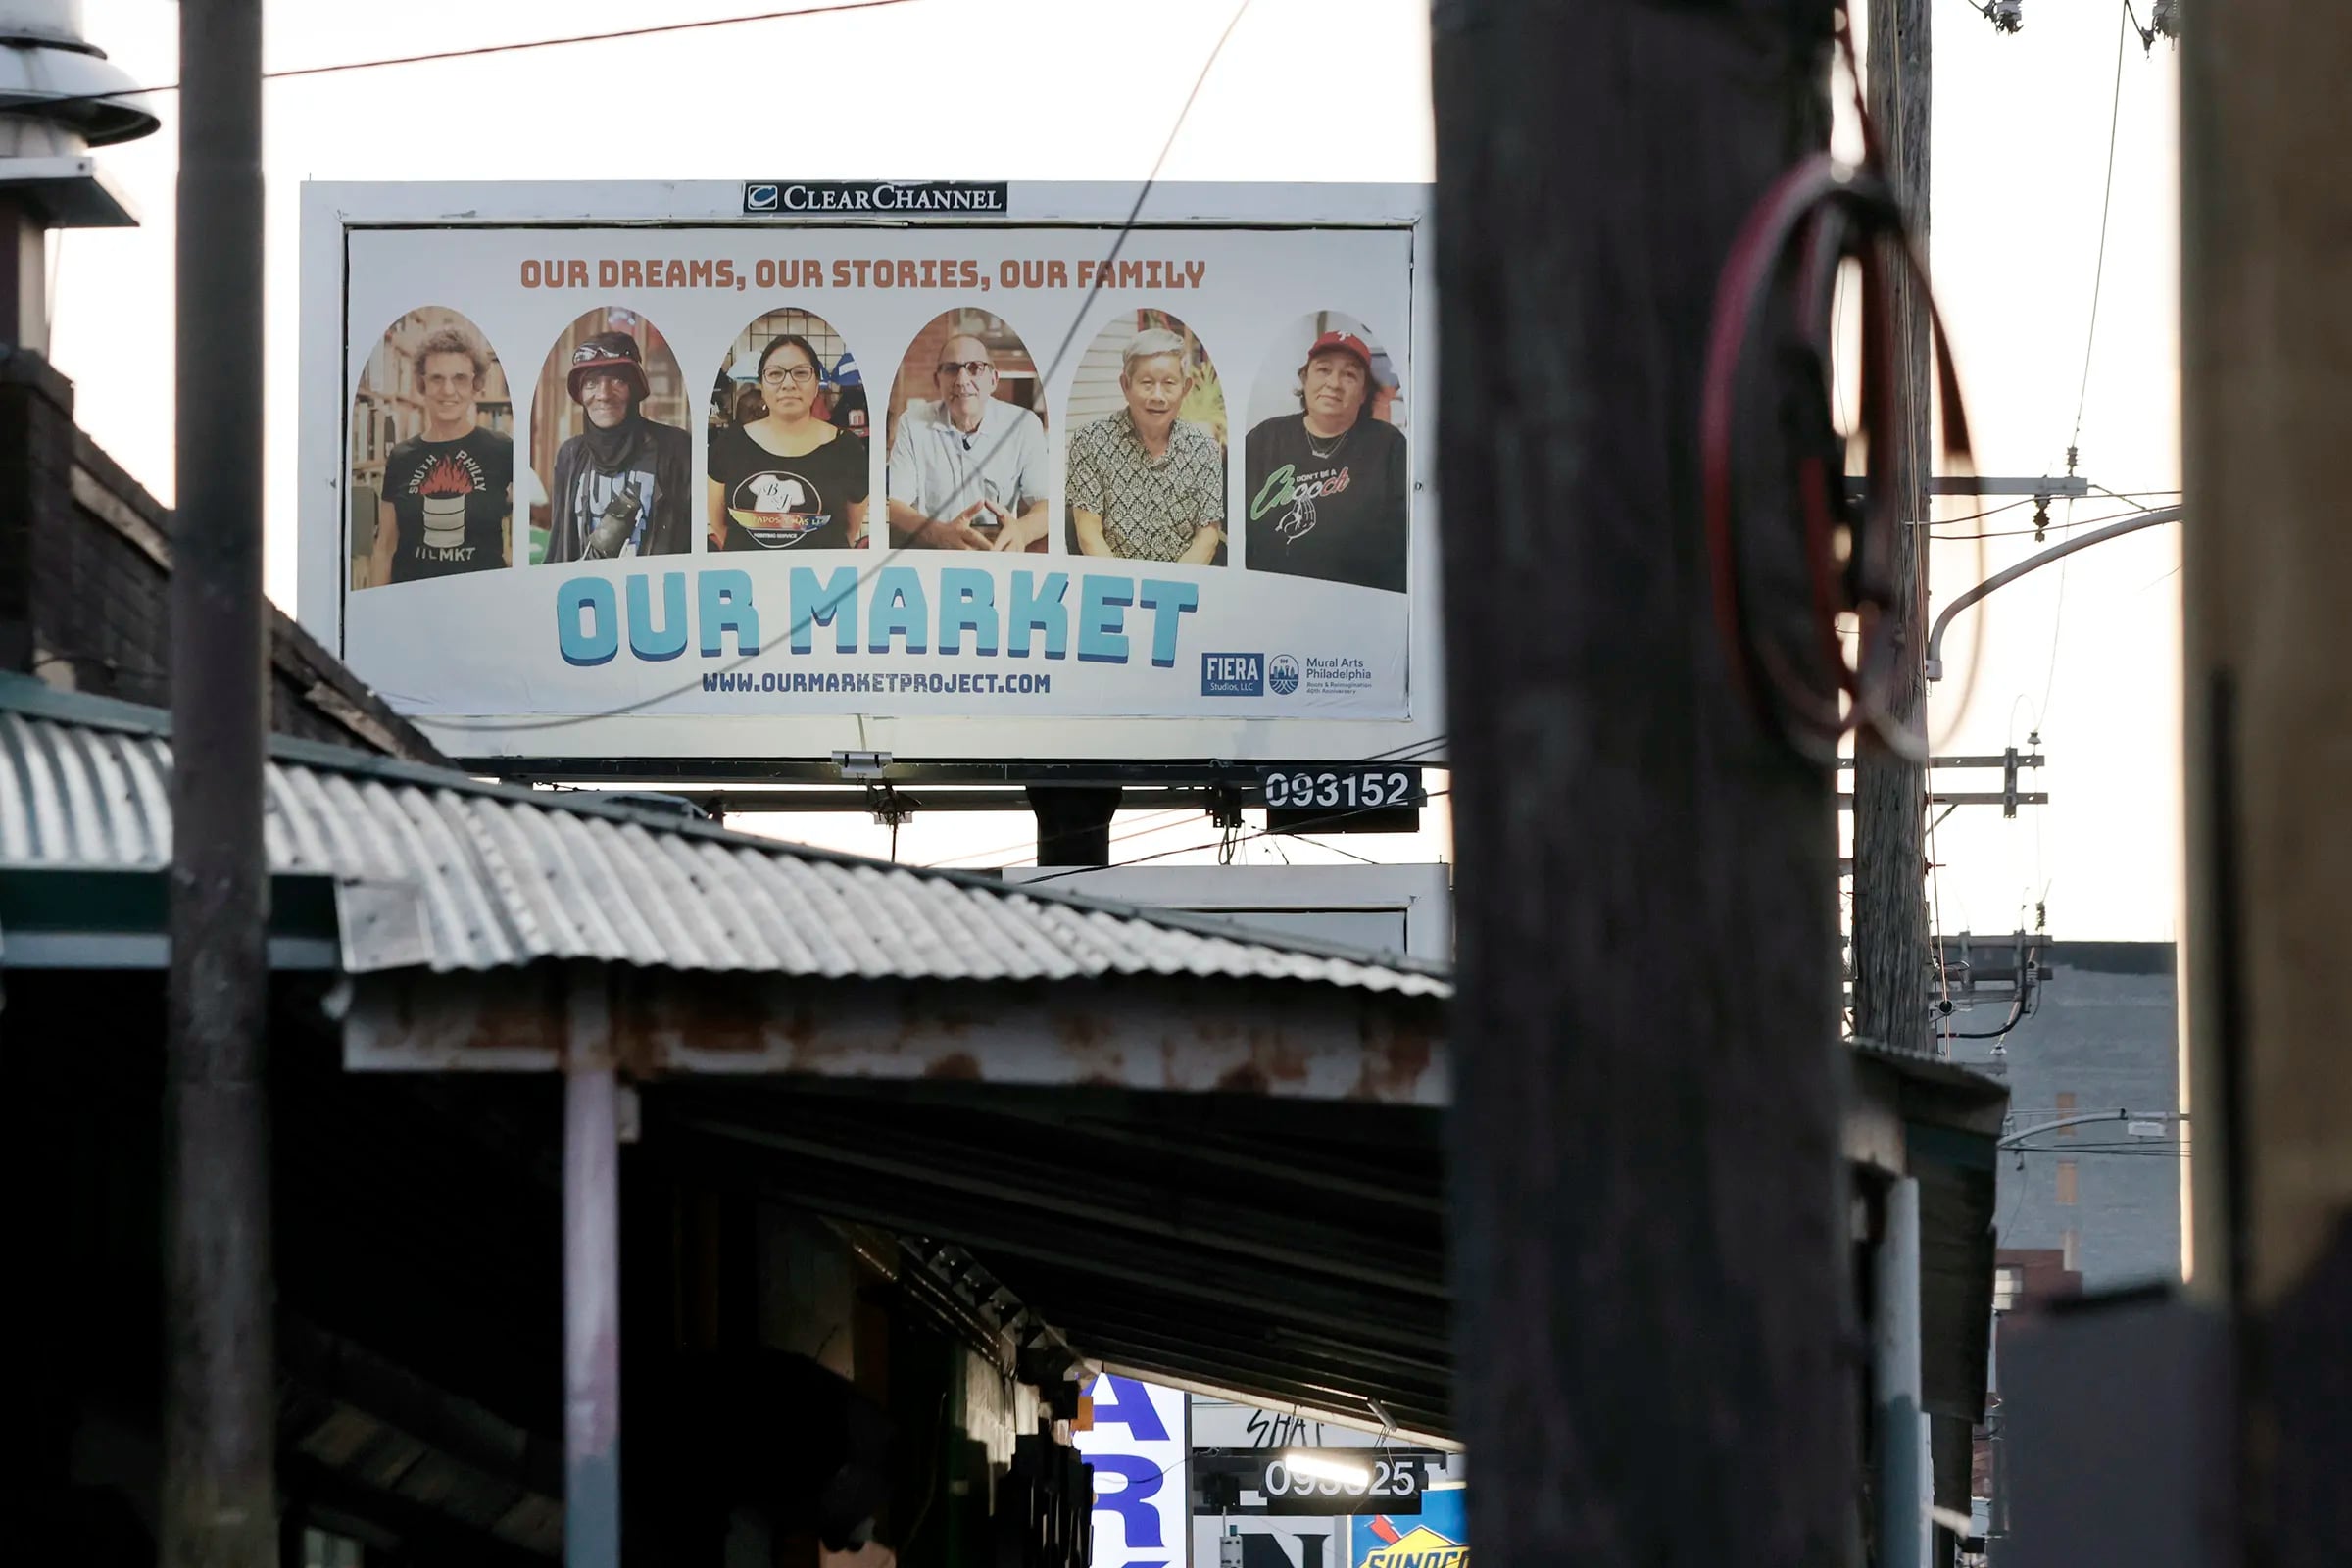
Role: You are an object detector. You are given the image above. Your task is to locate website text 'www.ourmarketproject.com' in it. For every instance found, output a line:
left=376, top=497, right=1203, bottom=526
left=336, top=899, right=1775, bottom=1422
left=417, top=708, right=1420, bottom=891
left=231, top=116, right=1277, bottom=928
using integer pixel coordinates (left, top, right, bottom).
left=700, top=670, right=1053, bottom=700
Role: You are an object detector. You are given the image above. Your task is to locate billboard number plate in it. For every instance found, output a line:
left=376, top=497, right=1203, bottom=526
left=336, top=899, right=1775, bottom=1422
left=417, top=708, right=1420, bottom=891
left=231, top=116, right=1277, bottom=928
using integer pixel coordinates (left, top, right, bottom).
left=1260, top=766, right=1425, bottom=811
left=1259, top=1453, right=1427, bottom=1516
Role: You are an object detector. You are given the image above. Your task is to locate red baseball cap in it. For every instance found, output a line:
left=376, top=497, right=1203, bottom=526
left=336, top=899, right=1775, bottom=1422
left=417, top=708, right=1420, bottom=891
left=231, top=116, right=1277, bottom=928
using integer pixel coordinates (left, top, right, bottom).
left=1306, top=329, right=1374, bottom=370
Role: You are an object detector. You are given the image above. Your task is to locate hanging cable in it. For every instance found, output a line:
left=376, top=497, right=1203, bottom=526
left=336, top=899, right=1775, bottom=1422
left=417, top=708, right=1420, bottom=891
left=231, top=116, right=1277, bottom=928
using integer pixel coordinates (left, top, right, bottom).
left=1700, top=0, right=1985, bottom=765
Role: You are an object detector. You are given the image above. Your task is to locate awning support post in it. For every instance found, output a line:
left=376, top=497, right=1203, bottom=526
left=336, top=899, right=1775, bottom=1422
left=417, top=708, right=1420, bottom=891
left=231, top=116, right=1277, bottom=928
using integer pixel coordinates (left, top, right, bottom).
left=564, top=966, right=621, bottom=1568
left=1875, top=1176, right=1928, bottom=1568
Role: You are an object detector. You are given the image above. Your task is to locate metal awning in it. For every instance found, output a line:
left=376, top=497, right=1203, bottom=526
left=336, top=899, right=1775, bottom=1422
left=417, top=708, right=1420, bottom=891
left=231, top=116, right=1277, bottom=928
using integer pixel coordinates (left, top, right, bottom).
left=0, top=674, right=1457, bottom=1452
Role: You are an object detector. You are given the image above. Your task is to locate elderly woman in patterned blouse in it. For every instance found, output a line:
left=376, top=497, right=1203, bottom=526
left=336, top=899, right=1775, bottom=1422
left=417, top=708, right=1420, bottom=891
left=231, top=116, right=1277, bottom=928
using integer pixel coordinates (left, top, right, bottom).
left=1066, top=327, right=1227, bottom=564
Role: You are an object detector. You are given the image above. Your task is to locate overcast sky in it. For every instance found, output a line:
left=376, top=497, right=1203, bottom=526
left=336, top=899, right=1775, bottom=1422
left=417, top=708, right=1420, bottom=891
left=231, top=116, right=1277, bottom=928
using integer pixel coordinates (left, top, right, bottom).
left=53, top=0, right=2180, bottom=934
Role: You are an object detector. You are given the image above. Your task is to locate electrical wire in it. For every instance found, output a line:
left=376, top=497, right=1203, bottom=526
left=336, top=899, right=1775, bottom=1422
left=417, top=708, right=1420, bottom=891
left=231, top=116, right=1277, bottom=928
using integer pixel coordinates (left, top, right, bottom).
left=2071, top=1, right=2132, bottom=455
left=1019, top=789, right=1453, bottom=886
left=1910, top=489, right=2178, bottom=531
left=913, top=732, right=1450, bottom=870
left=31, top=0, right=929, bottom=111
left=1924, top=502, right=2184, bottom=542
left=1292, top=835, right=1381, bottom=865
left=1700, top=0, right=1986, bottom=766
left=419, top=0, right=1260, bottom=736
left=2031, top=2, right=2135, bottom=746
left=1908, top=497, right=2034, bottom=528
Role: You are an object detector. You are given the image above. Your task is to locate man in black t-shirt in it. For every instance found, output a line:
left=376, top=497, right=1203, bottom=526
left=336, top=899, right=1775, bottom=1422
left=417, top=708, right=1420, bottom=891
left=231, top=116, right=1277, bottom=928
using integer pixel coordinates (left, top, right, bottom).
left=1243, top=329, right=1408, bottom=594
left=367, top=325, right=514, bottom=586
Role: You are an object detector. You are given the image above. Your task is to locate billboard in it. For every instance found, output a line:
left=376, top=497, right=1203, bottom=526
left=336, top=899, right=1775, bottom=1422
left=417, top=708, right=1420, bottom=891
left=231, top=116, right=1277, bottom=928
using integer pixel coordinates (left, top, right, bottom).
left=1075, top=1373, right=1188, bottom=1568
left=300, top=181, right=1442, bottom=774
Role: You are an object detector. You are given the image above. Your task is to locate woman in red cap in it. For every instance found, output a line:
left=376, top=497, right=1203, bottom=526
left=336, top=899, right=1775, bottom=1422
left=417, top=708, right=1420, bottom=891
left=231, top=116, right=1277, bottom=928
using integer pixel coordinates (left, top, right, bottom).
left=1243, top=326, right=1409, bottom=594
left=544, top=328, right=693, bottom=562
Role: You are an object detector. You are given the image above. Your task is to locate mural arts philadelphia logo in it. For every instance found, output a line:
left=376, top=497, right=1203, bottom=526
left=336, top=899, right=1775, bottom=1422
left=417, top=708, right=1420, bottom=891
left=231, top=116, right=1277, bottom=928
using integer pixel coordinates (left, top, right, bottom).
left=1200, top=653, right=1350, bottom=699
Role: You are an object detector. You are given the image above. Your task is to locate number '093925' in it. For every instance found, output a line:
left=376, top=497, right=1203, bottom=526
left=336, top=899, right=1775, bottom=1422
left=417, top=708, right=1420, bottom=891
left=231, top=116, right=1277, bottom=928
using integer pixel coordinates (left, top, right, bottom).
left=1259, top=1458, right=1421, bottom=1498
left=1261, top=769, right=1415, bottom=811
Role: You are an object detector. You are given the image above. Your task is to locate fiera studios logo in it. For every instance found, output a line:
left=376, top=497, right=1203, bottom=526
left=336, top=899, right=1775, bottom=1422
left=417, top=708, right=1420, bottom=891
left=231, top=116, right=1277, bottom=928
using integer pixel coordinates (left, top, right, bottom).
left=1201, top=652, right=1303, bottom=699
left=1201, top=652, right=1264, bottom=698
left=742, top=180, right=1010, bottom=215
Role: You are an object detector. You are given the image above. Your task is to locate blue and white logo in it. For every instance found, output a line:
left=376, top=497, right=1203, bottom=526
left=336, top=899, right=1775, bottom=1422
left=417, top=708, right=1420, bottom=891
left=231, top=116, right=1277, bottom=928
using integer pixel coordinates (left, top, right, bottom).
left=742, top=183, right=779, bottom=213
left=1201, top=652, right=1265, bottom=697
left=1269, top=654, right=1301, bottom=696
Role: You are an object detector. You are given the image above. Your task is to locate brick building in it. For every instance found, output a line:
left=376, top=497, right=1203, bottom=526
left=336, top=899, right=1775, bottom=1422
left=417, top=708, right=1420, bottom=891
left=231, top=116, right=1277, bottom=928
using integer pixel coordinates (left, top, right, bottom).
left=0, top=350, right=442, bottom=761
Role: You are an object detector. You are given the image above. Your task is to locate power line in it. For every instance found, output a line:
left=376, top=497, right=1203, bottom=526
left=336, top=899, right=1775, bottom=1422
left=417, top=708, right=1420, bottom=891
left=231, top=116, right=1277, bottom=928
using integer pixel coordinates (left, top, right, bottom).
left=423, top=0, right=1259, bottom=736
left=1924, top=503, right=2181, bottom=542
left=2071, top=1, right=2132, bottom=453
left=1020, top=789, right=1453, bottom=886
left=917, top=732, right=1452, bottom=870
left=34, top=1, right=928, bottom=110
left=1910, top=490, right=2180, bottom=531
left=2036, top=2, right=2135, bottom=743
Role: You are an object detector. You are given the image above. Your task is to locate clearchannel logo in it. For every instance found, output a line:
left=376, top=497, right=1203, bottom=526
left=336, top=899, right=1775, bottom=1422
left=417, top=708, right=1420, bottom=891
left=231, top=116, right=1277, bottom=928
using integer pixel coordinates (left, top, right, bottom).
left=1200, top=652, right=1265, bottom=697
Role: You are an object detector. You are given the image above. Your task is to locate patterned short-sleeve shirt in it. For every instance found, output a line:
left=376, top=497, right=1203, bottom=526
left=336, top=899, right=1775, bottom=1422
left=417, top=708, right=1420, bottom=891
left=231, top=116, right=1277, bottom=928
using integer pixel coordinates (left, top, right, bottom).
left=1065, top=409, right=1227, bottom=563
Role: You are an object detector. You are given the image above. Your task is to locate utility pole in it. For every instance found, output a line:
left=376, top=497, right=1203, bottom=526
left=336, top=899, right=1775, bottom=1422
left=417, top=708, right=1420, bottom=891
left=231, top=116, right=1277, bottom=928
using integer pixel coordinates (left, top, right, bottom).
left=1435, top=3, right=1854, bottom=1564
left=2181, top=0, right=2352, bottom=1556
left=1852, top=0, right=1934, bottom=1060
left=164, top=1, right=272, bottom=1565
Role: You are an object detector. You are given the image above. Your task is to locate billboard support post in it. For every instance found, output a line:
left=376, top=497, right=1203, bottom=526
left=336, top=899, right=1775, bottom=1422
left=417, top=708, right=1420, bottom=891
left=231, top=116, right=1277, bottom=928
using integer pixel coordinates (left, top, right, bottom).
left=564, top=964, right=622, bottom=1568
left=1030, top=785, right=1122, bottom=867
left=1434, top=2, right=1854, bottom=1564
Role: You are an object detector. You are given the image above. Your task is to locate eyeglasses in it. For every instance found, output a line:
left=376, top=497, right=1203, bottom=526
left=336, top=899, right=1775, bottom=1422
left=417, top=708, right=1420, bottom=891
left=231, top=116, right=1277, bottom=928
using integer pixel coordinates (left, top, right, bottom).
left=760, top=366, right=818, bottom=387
left=937, top=360, right=996, bottom=380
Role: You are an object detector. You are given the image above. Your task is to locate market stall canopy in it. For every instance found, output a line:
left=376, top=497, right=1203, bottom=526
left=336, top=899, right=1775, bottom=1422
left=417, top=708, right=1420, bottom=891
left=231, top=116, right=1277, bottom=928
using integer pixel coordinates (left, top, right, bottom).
left=0, top=673, right=1455, bottom=1438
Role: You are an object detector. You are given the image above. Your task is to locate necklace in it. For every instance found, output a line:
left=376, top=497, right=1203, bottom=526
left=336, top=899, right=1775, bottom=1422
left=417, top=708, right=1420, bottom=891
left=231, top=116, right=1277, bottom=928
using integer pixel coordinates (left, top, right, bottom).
left=1304, top=423, right=1352, bottom=461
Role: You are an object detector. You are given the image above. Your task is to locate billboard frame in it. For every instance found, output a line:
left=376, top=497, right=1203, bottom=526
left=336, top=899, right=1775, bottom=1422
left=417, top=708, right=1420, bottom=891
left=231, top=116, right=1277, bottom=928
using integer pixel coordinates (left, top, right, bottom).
left=299, top=179, right=1446, bottom=785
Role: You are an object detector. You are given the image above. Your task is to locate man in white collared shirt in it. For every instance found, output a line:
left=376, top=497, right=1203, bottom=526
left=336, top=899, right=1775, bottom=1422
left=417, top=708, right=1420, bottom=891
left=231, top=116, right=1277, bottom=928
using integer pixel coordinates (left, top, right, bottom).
left=885, top=332, right=1051, bottom=551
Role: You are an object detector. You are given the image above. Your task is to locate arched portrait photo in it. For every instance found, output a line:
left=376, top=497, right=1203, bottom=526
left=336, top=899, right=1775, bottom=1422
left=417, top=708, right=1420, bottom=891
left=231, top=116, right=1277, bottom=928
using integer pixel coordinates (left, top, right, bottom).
left=1062, top=311, right=1227, bottom=566
left=1243, top=311, right=1409, bottom=594
left=706, top=309, right=869, bottom=552
left=527, top=307, right=692, bottom=564
left=349, top=306, right=514, bottom=590
left=883, top=308, right=1050, bottom=553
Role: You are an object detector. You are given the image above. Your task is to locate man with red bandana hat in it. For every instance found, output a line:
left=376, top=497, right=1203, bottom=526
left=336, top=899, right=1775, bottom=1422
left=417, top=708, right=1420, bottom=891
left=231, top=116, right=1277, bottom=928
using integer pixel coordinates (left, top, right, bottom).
left=1244, top=327, right=1409, bottom=593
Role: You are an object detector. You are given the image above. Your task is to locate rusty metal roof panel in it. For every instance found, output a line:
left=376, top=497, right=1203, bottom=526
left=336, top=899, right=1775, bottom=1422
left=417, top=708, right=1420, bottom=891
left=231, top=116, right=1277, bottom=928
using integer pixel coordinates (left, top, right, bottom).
left=0, top=679, right=1450, bottom=998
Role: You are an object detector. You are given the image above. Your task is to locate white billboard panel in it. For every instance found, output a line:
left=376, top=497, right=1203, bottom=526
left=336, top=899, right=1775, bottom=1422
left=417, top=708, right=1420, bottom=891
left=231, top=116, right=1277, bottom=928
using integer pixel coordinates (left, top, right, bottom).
left=300, top=181, right=1443, bottom=774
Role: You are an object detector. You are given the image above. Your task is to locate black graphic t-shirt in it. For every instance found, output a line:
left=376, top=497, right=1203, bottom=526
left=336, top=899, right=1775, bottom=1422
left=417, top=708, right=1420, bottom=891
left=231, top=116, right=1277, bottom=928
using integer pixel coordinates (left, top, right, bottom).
left=709, top=421, right=869, bottom=551
left=1243, top=415, right=1409, bottom=594
left=382, top=429, right=513, bottom=581
left=546, top=417, right=693, bottom=562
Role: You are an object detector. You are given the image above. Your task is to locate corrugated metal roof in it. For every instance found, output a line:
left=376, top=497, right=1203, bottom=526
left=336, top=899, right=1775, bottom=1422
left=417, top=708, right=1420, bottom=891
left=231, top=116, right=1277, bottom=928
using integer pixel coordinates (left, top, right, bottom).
left=0, top=678, right=1448, bottom=997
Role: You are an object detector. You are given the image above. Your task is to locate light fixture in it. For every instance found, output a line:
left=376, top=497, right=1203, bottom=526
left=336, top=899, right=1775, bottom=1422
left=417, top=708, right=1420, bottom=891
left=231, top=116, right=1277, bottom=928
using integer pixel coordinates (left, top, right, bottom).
left=1283, top=1451, right=1373, bottom=1488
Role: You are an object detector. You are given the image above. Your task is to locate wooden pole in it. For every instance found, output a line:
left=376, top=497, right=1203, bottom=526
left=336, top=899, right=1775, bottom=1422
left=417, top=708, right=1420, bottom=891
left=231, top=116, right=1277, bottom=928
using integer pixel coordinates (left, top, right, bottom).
left=2181, top=0, right=2352, bottom=1554
left=1852, top=0, right=1934, bottom=1058
left=163, top=0, right=273, bottom=1563
left=1434, top=2, right=1855, bottom=1562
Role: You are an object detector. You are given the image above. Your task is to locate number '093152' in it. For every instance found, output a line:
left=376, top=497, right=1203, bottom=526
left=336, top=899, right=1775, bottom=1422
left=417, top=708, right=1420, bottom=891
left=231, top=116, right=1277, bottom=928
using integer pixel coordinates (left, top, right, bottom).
left=1261, top=769, right=1414, bottom=811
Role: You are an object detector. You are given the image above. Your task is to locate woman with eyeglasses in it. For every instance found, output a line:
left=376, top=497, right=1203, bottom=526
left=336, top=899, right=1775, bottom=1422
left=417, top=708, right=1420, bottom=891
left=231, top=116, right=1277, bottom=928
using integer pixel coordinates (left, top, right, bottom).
left=708, top=331, right=869, bottom=552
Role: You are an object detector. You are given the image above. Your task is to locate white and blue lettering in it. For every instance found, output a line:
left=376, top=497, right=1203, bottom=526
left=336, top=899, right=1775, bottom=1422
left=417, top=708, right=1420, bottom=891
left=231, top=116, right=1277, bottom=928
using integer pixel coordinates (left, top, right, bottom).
left=550, top=567, right=1200, bottom=670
